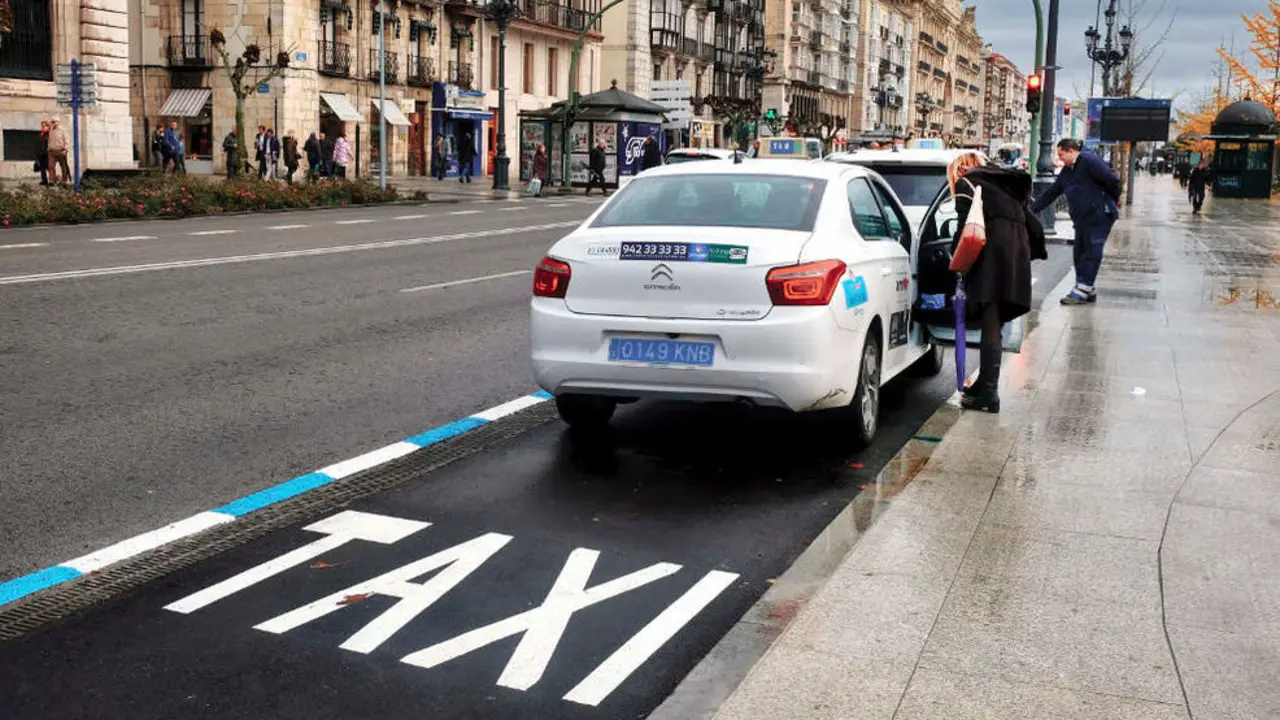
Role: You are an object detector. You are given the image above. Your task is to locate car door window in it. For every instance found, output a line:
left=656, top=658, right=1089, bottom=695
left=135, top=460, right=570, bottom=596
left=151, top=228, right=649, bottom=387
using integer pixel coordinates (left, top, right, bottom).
left=846, top=179, right=890, bottom=240
left=869, top=181, right=911, bottom=253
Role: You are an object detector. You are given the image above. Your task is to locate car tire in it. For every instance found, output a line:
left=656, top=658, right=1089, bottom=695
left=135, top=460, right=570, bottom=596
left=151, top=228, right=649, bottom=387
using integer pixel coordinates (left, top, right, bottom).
left=555, top=394, right=617, bottom=429
left=850, top=333, right=882, bottom=446
left=911, top=329, right=946, bottom=377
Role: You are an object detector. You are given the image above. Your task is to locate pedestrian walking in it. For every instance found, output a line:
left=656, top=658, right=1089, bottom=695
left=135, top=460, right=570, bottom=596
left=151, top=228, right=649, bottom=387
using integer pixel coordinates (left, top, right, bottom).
left=332, top=133, right=352, bottom=179
left=948, top=151, right=1047, bottom=413
left=529, top=143, right=548, bottom=197
left=1176, top=160, right=1190, bottom=188
left=47, top=118, right=71, bottom=185
left=222, top=128, right=239, bottom=179
left=164, top=121, right=186, bottom=174
left=1030, top=138, right=1121, bottom=305
left=320, top=132, right=335, bottom=178
left=585, top=138, right=608, bottom=196
left=255, top=126, right=268, bottom=178
left=433, top=135, right=446, bottom=180
left=151, top=123, right=166, bottom=170
left=282, top=130, right=299, bottom=185
left=457, top=132, right=474, bottom=183
left=1187, top=159, right=1211, bottom=215
left=641, top=135, right=662, bottom=171
left=304, top=132, right=322, bottom=182
left=263, top=129, right=280, bottom=180
left=35, top=120, right=50, bottom=186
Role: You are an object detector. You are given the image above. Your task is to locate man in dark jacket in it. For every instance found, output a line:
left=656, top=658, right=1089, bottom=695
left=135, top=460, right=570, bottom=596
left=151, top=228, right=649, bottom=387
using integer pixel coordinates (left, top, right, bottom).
left=304, top=133, right=322, bottom=182
left=457, top=132, right=475, bottom=183
left=1187, top=160, right=1211, bottom=215
left=641, top=136, right=662, bottom=171
left=585, top=138, right=608, bottom=196
left=1030, top=138, right=1121, bottom=305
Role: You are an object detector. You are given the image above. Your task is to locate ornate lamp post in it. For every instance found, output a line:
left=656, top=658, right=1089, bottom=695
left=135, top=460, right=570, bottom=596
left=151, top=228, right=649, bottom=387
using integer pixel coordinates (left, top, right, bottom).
left=1084, top=0, right=1131, bottom=97
left=475, top=0, right=520, bottom=191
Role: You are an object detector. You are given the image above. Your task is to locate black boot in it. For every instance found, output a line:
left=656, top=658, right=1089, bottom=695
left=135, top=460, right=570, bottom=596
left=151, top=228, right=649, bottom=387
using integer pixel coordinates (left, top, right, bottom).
left=962, top=376, right=983, bottom=398
left=962, top=327, right=1002, bottom=413
left=960, top=383, right=1000, bottom=413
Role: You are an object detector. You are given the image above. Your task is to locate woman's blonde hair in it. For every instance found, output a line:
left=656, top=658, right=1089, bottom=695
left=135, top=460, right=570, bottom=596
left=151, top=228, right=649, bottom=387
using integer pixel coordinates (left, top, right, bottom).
left=946, top=150, right=988, bottom=196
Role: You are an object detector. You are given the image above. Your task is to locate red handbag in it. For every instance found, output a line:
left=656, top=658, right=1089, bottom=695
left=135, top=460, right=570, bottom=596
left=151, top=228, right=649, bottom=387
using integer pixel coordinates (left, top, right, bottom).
left=949, top=179, right=987, bottom=273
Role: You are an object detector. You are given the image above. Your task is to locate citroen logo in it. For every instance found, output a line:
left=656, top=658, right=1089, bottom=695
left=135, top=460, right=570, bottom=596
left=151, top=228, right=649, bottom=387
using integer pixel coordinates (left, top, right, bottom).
left=651, top=263, right=673, bottom=282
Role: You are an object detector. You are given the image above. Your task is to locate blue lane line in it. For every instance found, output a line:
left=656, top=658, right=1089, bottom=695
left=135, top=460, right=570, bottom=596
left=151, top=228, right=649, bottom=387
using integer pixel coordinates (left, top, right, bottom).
left=0, top=566, right=83, bottom=606
left=213, top=471, right=335, bottom=517
left=532, top=389, right=553, bottom=400
left=404, top=416, right=489, bottom=447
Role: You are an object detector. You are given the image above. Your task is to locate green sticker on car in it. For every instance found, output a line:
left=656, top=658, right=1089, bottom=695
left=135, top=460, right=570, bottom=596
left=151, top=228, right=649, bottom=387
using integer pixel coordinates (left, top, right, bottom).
left=689, top=243, right=749, bottom=264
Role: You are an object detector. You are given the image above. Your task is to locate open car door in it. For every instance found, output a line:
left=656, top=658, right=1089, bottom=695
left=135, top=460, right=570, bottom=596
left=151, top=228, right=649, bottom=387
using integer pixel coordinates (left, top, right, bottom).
left=911, top=184, right=1025, bottom=354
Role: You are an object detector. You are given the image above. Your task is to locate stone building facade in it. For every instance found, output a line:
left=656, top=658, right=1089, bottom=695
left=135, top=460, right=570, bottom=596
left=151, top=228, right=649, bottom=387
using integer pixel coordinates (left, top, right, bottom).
left=127, top=0, right=602, bottom=178
left=1, top=0, right=134, bottom=180
left=762, top=0, right=858, bottom=147
left=982, top=49, right=1028, bottom=150
left=904, top=0, right=985, bottom=146
left=855, top=0, right=912, bottom=138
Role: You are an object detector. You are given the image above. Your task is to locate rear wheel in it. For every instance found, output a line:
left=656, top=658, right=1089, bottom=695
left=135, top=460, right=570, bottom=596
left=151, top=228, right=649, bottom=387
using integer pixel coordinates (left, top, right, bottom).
left=555, top=394, right=617, bottom=429
left=850, top=333, right=882, bottom=446
left=911, top=329, right=946, bottom=377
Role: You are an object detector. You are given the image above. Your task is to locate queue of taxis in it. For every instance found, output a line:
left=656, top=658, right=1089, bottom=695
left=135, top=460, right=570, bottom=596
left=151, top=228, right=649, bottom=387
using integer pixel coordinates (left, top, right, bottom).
left=529, top=159, right=965, bottom=444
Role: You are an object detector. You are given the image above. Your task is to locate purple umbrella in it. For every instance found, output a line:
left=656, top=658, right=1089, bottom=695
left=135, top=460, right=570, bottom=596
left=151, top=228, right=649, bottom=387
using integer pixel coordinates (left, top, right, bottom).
left=954, top=276, right=966, bottom=393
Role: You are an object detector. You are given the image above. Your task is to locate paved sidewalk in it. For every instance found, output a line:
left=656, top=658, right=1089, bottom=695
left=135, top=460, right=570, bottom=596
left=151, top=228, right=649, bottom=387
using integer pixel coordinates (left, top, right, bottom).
left=707, top=180, right=1280, bottom=718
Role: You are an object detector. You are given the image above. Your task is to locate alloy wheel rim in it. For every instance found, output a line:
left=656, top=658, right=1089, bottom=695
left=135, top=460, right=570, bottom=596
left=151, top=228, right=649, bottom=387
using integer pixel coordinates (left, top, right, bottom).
left=861, top=344, right=879, bottom=433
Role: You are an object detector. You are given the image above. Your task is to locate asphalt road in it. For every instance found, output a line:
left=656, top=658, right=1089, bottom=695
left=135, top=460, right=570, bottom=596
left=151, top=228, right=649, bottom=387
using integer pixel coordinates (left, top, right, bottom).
left=0, top=197, right=1072, bottom=718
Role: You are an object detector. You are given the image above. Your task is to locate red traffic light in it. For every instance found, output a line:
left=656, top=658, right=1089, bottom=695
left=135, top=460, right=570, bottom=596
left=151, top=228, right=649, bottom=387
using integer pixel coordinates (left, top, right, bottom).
left=1027, top=73, right=1042, bottom=91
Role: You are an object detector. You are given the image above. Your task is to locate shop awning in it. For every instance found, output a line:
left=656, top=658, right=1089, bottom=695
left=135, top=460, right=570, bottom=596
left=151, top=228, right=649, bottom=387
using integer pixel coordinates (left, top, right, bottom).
left=159, top=88, right=211, bottom=118
left=445, top=108, right=493, bottom=121
left=372, top=99, right=411, bottom=127
left=319, top=92, right=362, bottom=122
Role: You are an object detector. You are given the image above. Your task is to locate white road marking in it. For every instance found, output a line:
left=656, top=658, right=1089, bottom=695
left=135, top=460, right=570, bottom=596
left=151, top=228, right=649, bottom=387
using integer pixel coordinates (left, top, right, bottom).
left=564, top=570, right=739, bottom=706
left=0, top=221, right=579, bottom=286
left=449, top=209, right=480, bottom=216
left=399, top=269, right=531, bottom=293
left=335, top=219, right=375, bottom=225
left=268, top=224, right=310, bottom=230
left=165, top=511, right=429, bottom=614
left=318, top=441, right=420, bottom=480
left=255, top=533, right=512, bottom=655
left=63, top=512, right=235, bottom=574
left=188, top=229, right=237, bottom=236
left=471, top=394, right=546, bottom=422
left=90, top=235, right=158, bottom=243
left=499, top=206, right=528, bottom=212
left=547, top=203, right=569, bottom=208
left=400, top=549, right=682, bottom=691
left=394, top=214, right=427, bottom=220
left=0, top=242, right=50, bottom=249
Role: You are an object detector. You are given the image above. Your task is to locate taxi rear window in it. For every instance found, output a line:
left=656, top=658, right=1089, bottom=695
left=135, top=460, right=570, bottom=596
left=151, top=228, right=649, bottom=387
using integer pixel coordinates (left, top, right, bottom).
left=592, top=174, right=826, bottom=231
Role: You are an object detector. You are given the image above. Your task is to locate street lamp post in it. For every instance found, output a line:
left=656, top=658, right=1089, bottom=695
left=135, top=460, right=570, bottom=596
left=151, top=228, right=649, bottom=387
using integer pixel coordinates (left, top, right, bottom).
left=1032, top=0, right=1060, bottom=233
left=1084, top=0, right=1132, bottom=97
left=477, top=0, right=520, bottom=191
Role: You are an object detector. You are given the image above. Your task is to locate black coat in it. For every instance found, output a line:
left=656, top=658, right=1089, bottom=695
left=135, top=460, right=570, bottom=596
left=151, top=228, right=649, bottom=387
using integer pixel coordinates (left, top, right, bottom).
left=954, top=166, right=1047, bottom=323
left=1188, top=166, right=1211, bottom=193
left=458, top=137, right=475, bottom=163
left=641, top=141, right=662, bottom=170
left=588, top=145, right=606, bottom=172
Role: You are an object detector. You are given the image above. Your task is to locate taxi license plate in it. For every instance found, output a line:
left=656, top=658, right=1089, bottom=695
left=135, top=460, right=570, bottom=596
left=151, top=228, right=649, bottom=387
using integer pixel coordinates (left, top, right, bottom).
left=608, top=338, right=715, bottom=367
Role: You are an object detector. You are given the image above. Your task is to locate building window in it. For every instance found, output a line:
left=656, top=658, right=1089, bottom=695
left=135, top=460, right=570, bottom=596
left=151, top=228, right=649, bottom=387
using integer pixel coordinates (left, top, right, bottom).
left=523, top=43, right=534, bottom=93
left=547, top=47, right=558, bottom=96
left=182, top=0, right=204, bottom=38
left=2, top=129, right=42, bottom=162
left=490, top=36, right=500, bottom=89
left=0, top=0, right=54, bottom=81
left=653, top=63, right=661, bottom=81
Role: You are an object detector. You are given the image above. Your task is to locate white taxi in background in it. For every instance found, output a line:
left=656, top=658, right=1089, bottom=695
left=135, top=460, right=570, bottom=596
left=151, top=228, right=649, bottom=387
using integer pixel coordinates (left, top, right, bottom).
left=530, top=160, right=946, bottom=443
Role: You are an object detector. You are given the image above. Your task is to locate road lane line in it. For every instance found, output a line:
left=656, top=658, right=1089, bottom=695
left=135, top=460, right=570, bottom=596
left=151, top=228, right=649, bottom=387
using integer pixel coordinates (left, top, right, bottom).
left=499, top=206, right=528, bottom=212
left=547, top=203, right=569, bottom=207
left=62, top=512, right=236, bottom=574
left=471, top=393, right=547, bottom=421
left=90, top=235, right=158, bottom=243
left=0, top=389, right=554, bottom=608
left=0, top=243, right=50, bottom=249
left=268, top=224, right=309, bottom=230
left=449, top=209, right=480, bottom=215
left=394, top=214, right=427, bottom=220
left=0, top=221, right=578, bottom=286
left=399, top=269, right=531, bottom=293
left=335, top=219, right=376, bottom=225
left=188, top=229, right=237, bottom=236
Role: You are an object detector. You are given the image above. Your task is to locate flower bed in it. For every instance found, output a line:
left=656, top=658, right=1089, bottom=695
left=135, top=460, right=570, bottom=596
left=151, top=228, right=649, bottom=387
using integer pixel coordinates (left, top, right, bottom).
left=0, top=175, right=404, bottom=227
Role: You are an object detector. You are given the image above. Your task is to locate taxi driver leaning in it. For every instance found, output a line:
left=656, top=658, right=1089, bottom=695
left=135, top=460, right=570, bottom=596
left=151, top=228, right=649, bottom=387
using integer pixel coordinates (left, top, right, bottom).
left=1030, top=138, right=1122, bottom=305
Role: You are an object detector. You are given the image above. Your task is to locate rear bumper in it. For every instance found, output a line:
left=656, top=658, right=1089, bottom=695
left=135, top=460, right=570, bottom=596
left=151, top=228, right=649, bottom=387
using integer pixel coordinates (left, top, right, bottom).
left=529, top=299, right=860, bottom=411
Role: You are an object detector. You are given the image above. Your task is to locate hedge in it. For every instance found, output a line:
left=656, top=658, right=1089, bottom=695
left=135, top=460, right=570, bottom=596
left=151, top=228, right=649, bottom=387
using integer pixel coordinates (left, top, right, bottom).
left=0, top=175, right=408, bottom=227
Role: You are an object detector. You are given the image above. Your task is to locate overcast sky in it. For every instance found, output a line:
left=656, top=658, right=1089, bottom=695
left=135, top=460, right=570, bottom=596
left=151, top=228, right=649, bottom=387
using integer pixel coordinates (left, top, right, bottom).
left=969, top=0, right=1260, bottom=109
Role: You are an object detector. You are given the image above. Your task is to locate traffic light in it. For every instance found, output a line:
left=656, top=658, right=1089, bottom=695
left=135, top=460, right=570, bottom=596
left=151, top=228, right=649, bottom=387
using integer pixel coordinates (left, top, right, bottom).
left=1025, top=73, right=1042, bottom=115
left=1063, top=101, right=1071, bottom=117
left=764, top=108, right=778, bottom=120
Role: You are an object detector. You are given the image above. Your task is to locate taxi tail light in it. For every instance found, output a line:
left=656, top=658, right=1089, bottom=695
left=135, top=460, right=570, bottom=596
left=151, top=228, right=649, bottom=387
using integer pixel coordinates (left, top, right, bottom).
left=766, top=259, right=847, bottom=306
left=533, top=256, right=572, bottom=298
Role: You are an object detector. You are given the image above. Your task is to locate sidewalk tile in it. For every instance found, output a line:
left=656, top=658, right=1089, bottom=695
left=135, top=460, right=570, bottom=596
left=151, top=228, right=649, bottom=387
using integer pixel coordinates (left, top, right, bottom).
left=984, top=480, right=1174, bottom=540
left=1001, top=446, right=1190, bottom=495
left=1167, top=624, right=1280, bottom=720
left=711, top=645, right=913, bottom=720
left=895, top=667, right=1186, bottom=720
left=1175, top=466, right=1280, bottom=518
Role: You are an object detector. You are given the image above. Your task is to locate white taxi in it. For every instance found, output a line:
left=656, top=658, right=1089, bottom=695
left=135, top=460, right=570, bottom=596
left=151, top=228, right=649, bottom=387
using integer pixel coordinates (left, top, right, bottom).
left=530, top=160, right=949, bottom=443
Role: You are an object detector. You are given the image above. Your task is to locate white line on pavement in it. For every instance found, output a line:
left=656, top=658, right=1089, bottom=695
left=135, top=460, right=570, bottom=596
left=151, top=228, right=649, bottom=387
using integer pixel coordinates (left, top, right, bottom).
left=399, top=269, right=531, bottom=294
left=499, top=207, right=528, bottom=212
left=449, top=210, right=480, bottom=216
left=268, top=224, right=310, bottom=230
left=90, top=235, right=158, bottom=243
left=0, top=243, right=50, bottom=249
left=188, top=229, right=237, bottom=236
left=394, top=214, right=427, bottom=220
left=547, top=203, right=569, bottom=208
left=0, top=221, right=578, bottom=286
left=62, top=511, right=236, bottom=574
left=335, top=219, right=375, bottom=225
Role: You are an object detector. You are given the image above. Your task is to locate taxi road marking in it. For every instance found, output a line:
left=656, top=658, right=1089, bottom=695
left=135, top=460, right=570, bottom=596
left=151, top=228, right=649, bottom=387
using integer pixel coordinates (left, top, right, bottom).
left=165, top=510, right=739, bottom=707
left=399, top=269, right=531, bottom=293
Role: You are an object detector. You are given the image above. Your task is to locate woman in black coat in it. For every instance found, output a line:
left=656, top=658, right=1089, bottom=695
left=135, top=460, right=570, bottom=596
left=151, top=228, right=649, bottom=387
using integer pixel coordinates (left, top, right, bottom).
left=948, top=152, right=1047, bottom=413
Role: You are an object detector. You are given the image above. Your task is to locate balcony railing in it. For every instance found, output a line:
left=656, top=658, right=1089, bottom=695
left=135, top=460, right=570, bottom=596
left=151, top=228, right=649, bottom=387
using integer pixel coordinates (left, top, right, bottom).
left=681, top=36, right=699, bottom=56
left=319, top=40, right=352, bottom=77
left=698, top=42, right=715, bottom=63
left=449, top=61, right=474, bottom=89
left=809, top=30, right=822, bottom=46
left=918, top=60, right=931, bottom=72
left=368, top=49, right=399, bottom=83
left=166, top=35, right=211, bottom=68
left=837, top=79, right=849, bottom=92
left=839, top=40, right=850, bottom=54
left=807, top=69, right=820, bottom=85
left=407, top=54, right=435, bottom=86
left=919, top=31, right=933, bottom=45
left=518, top=0, right=601, bottom=33
left=650, top=12, right=682, bottom=50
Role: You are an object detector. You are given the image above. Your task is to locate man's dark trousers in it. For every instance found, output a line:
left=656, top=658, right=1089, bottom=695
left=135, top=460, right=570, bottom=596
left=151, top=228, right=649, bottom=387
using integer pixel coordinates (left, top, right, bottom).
left=1072, top=210, right=1115, bottom=290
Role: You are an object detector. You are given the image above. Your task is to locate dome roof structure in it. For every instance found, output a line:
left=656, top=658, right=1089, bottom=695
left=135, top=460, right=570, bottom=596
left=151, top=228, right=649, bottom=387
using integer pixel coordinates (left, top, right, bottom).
left=1211, top=99, right=1277, bottom=136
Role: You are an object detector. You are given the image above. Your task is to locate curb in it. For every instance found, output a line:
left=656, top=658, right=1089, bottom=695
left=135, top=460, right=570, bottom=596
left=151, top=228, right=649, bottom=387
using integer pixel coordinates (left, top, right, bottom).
left=0, top=390, right=554, bottom=609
